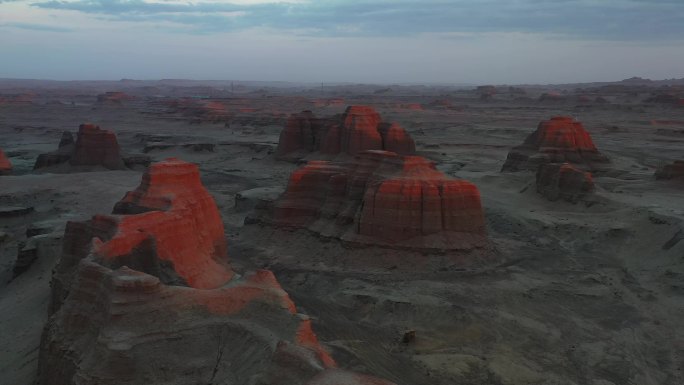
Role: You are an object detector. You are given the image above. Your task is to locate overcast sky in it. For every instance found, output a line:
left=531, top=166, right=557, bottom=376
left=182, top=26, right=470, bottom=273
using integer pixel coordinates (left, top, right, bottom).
left=1, top=0, right=683, bottom=84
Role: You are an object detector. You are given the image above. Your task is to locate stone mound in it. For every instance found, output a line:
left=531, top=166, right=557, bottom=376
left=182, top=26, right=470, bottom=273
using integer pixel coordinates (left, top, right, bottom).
left=260, top=151, right=488, bottom=252
left=37, top=158, right=393, bottom=385
left=276, top=106, right=415, bottom=159
left=33, top=124, right=149, bottom=171
left=0, top=148, right=12, bottom=175
left=655, top=160, right=684, bottom=180
left=502, top=116, right=609, bottom=172
left=536, top=163, right=595, bottom=203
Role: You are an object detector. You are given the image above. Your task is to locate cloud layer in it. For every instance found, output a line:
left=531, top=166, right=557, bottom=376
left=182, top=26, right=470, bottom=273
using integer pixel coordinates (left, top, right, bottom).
left=25, top=0, right=684, bottom=39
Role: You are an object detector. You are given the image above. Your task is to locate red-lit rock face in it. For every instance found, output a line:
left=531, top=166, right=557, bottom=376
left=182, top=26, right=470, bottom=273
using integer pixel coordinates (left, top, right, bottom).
left=276, top=106, right=415, bottom=159
left=0, top=148, right=12, bottom=175
left=69, top=123, right=126, bottom=169
left=271, top=151, right=487, bottom=251
left=95, top=159, right=233, bottom=289
left=536, top=162, right=595, bottom=202
left=655, top=160, right=684, bottom=180
left=39, top=157, right=394, bottom=385
left=502, top=116, right=609, bottom=172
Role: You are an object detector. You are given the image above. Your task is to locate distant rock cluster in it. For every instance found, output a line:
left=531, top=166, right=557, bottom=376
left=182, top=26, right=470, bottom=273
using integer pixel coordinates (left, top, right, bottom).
left=502, top=116, right=610, bottom=172
left=259, top=150, right=488, bottom=252
left=38, top=158, right=394, bottom=385
left=34, top=123, right=149, bottom=171
left=276, top=106, right=416, bottom=160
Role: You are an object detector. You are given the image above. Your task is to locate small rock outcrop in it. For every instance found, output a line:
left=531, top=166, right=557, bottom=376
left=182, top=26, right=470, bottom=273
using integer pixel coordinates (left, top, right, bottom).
left=96, top=91, right=134, bottom=104
left=276, top=106, right=415, bottom=159
left=502, top=116, right=609, bottom=172
left=34, top=124, right=148, bottom=171
left=655, top=160, right=684, bottom=180
left=0, top=148, right=12, bottom=175
left=38, top=158, right=393, bottom=385
left=536, top=163, right=595, bottom=202
left=261, top=151, right=487, bottom=251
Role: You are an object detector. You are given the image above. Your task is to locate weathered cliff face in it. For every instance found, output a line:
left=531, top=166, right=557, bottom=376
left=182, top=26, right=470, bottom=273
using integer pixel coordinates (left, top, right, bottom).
left=536, top=162, right=595, bottom=203
left=38, top=158, right=394, bottom=385
left=502, top=116, right=609, bottom=172
left=655, top=160, right=684, bottom=180
left=268, top=151, right=487, bottom=251
left=276, top=106, right=415, bottom=159
left=0, top=148, right=12, bottom=175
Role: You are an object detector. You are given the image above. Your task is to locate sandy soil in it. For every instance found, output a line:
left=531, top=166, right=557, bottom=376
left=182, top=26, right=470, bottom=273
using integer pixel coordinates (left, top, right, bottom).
left=1, top=82, right=683, bottom=385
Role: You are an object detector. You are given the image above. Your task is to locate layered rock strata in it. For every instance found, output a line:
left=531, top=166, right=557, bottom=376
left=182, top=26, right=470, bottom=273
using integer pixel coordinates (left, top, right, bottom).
left=265, top=151, right=487, bottom=251
left=276, top=106, right=415, bottom=159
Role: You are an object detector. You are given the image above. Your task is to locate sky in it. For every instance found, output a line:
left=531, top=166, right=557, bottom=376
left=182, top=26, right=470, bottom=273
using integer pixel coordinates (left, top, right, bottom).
left=1, top=0, right=684, bottom=84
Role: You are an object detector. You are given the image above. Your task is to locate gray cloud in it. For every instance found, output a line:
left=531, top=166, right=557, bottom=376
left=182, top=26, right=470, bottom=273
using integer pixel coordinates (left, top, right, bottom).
left=26, top=0, right=684, bottom=39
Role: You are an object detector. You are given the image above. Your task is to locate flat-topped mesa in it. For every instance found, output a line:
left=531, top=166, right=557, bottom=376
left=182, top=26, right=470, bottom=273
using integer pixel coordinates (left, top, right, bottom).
left=34, top=124, right=145, bottom=171
left=536, top=163, right=595, bottom=203
left=70, top=123, right=126, bottom=169
left=359, top=156, right=486, bottom=244
left=0, top=148, right=12, bottom=175
left=502, top=116, right=609, bottom=172
left=39, top=158, right=392, bottom=385
left=270, top=151, right=487, bottom=251
left=276, top=106, right=415, bottom=159
left=655, top=160, right=684, bottom=180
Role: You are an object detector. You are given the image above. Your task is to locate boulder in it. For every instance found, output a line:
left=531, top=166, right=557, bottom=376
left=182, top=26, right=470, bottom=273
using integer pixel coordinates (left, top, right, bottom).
left=502, top=116, right=609, bottom=172
left=536, top=163, right=595, bottom=202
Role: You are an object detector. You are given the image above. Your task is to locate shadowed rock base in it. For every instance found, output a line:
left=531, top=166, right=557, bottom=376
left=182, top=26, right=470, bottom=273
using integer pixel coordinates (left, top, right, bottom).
left=0, top=148, right=11, bottom=175
left=536, top=162, right=595, bottom=203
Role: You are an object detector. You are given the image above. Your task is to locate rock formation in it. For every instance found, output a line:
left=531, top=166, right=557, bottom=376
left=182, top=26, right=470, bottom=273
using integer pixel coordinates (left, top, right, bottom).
left=655, top=160, right=684, bottom=180
left=536, top=163, right=595, bottom=202
left=97, top=91, right=134, bottom=104
left=262, top=151, right=487, bottom=251
left=34, top=124, right=148, bottom=171
left=502, top=116, right=609, bottom=172
left=276, top=106, right=415, bottom=159
left=38, top=158, right=393, bottom=385
left=0, top=148, right=12, bottom=175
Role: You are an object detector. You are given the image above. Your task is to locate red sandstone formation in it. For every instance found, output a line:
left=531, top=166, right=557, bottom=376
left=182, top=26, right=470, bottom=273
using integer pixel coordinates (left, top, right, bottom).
left=268, top=151, right=487, bottom=251
left=276, top=106, right=415, bottom=159
left=655, top=160, right=684, bottom=180
left=0, top=148, right=12, bottom=175
left=536, top=163, right=595, bottom=202
left=38, top=158, right=394, bottom=385
left=34, top=124, right=144, bottom=170
left=502, top=116, right=609, bottom=172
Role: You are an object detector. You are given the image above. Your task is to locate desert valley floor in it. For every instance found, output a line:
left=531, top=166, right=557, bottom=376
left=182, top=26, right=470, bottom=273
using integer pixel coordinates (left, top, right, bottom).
left=1, top=79, right=683, bottom=385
